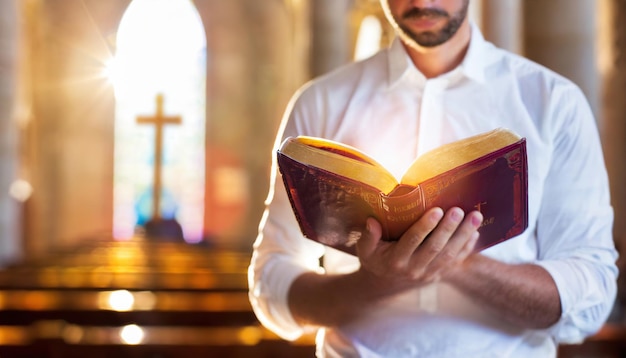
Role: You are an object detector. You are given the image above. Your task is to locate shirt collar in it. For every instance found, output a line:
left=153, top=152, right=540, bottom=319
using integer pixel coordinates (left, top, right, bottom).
left=387, top=22, right=490, bottom=87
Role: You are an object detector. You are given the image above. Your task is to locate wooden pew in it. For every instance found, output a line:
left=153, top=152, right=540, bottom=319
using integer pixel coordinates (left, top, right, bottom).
left=0, top=237, right=316, bottom=357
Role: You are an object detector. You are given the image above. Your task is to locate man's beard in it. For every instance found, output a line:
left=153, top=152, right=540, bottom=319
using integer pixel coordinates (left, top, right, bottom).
left=397, top=2, right=469, bottom=48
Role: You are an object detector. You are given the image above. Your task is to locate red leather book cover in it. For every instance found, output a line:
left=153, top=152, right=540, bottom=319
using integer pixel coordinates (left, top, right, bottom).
left=277, top=139, right=528, bottom=256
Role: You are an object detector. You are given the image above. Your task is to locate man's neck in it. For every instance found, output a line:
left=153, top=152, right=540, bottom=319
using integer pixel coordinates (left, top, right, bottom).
left=403, top=20, right=471, bottom=79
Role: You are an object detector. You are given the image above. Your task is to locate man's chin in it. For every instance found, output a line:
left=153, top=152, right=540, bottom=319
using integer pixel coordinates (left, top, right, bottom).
left=399, top=28, right=446, bottom=48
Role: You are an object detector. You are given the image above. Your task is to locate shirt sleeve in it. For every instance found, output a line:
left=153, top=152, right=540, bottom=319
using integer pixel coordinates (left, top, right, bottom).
left=247, top=90, right=327, bottom=341
left=534, top=84, right=618, bottom=343
left=248, top=180, right=326, bottom=340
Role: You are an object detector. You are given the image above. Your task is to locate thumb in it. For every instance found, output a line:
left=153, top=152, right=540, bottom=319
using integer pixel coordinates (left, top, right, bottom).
left=356, top=217, right=383, bottom=257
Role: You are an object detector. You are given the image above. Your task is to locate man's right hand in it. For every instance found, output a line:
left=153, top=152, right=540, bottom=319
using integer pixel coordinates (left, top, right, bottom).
left=355, top=207, right=482, bottom=298
left=288, top=207, right=482, bottom=328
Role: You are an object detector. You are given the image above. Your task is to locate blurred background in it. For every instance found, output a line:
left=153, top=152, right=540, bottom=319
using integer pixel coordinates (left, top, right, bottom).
left=0, top=0, right=624, bottom=356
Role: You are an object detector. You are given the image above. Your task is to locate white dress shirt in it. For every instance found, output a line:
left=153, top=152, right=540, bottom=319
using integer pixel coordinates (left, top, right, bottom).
left=248, top=24, right=618, bottom=358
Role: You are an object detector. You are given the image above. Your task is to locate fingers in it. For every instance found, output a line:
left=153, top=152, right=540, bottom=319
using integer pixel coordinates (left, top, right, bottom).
left=407, top=207, right=466, bottom=267
left=395, top=207, right=481, bottom=282
left=438, top=209, right=482, bottom=258
left=353, top=208, right=482, bottom=295
left=457, top=212, right=482, bottom=256
left=356, top=217, right=383, bottom=258
left=393, top=207, right=444, bottom=260
left=421, top=210, right=482, bottom=274
left=356, top=208, right=482, bottom=283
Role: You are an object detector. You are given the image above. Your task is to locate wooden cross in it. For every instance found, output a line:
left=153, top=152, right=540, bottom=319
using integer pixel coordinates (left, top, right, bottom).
left=137, top=93, right=182, bottom=221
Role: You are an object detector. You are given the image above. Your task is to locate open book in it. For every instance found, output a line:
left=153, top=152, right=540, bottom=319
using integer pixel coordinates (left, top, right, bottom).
left=277, top=128, right=528, bottom=255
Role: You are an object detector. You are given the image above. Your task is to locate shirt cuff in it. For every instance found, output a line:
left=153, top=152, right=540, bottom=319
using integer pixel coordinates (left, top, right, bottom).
left=248, top=255, right=321, bottom=341
left=535, top=258, right=616, bottom=343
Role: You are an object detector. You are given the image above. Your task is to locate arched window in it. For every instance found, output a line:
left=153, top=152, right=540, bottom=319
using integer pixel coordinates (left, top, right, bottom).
left=109, top=0, right=206, bottom=242
left=350, top=1, right=393, bottom=62
left=354, top=15, right=383, bottom=61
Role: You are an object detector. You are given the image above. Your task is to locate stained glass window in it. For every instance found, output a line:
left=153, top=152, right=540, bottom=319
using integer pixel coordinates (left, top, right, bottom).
left=109, top=0, right=206, bottom=242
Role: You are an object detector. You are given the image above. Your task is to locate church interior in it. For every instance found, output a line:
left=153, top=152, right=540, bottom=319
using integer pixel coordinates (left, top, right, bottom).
left=0, top=0, right=625, bottom=357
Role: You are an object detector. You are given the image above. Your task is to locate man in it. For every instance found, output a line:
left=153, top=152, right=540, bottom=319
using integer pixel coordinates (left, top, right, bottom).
left=248, top=0, right=619, bottom=356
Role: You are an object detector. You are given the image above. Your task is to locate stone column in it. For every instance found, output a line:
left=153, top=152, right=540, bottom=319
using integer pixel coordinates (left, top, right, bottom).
left=311, top=0, right=353, bottom=77
left=523, top=0, right=598, bottom=113
left=480, top=0, right=523, bottom=54
left=600, top=0, right=626, bottom=312
left=23, top=0, right=118, bottom=255
left=0, top=0, right=21, bottom=266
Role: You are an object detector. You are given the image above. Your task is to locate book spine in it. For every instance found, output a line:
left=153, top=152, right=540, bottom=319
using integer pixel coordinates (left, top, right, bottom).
left=380, top=186, right=426, bottom=240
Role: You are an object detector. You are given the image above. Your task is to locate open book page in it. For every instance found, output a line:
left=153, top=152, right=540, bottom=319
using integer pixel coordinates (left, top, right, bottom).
left=401, top=128, right=522, bottom=185
left=279, top=128, right=521, bottom=195
left=279, top=136, right=399, bottom=194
